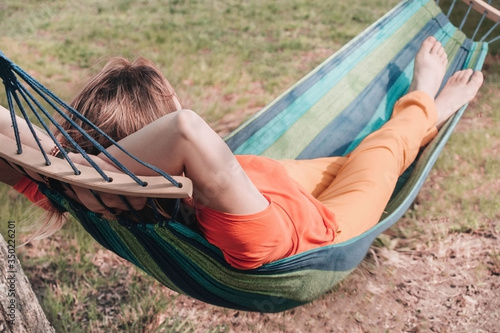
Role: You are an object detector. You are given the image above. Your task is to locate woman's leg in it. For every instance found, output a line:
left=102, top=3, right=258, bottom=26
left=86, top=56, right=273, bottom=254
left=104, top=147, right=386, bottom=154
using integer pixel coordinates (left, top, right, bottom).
left=279, top=37, right=446, bottom=198
left=279, top=36, right=447, bottom=198
left=318, top=91, right=438, bottom=242
left=280, top=37, right=483, bottom=243
left=315, top=38, right=483, bottom=242
left=278, top=156, right=347, bottom=198
left=315, top=37, right=444, bottom=241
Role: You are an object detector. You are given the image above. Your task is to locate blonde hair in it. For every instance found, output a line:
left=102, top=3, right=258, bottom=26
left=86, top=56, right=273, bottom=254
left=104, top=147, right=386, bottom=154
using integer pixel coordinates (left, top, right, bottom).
left=30, top=57, right=179, bottom=241
left=60, top=57, right=179, bottom=153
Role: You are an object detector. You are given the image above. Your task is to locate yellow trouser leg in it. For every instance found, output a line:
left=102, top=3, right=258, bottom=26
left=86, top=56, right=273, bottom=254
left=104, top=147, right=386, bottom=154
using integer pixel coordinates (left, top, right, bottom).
left=280, top=91, right=438, bottom=243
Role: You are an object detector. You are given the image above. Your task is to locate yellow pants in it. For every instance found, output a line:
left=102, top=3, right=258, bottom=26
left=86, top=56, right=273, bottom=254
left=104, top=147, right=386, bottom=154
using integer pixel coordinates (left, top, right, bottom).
left=279, top=91, right=438, bottom=243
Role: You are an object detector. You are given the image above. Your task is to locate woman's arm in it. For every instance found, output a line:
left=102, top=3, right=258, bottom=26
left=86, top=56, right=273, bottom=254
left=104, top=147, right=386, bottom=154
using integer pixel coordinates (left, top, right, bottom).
left=0, top=104, right=52, bottom=185
left=0, top=105, right=55, bottom=152
left=0, top=104, right=56, bottom=185
left=99, top=109, right=268, bottom=215
left=1, top=104, right=147, bottom=213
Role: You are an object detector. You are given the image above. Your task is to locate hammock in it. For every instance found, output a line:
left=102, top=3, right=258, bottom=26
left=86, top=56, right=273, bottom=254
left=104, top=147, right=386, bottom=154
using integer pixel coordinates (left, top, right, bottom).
left=0, top=0, right=498, bottom=312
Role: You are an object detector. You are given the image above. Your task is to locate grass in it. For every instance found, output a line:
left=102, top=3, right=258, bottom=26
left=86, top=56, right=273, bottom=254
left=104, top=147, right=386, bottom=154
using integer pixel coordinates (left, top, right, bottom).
left=0, top=0, right=499, bottom=332
left=0, top=0, right=400, bottom=124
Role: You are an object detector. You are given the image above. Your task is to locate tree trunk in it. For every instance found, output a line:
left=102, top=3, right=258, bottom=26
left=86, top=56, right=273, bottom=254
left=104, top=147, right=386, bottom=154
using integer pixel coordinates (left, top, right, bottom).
left=0, top=232, right=55, bottom=333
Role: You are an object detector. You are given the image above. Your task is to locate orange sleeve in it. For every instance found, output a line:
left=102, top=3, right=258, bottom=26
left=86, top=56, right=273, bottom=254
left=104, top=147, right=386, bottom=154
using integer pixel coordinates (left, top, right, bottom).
left=13, top=177, right=51, bottom=210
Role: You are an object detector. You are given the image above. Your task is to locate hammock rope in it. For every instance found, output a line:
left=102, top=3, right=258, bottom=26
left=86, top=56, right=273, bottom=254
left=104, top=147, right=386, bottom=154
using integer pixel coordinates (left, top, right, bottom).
left=0, top=52, right=181, bottom=188
left=444, top=0, right=500, bottom=43
left=0, top=51, right=191, bottom=220
left=0, top=0, right=498, bottom=312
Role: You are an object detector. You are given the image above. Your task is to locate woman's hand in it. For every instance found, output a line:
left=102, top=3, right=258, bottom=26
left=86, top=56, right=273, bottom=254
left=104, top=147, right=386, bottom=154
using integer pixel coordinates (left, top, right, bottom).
left=65, top=153, right=147, bottom=214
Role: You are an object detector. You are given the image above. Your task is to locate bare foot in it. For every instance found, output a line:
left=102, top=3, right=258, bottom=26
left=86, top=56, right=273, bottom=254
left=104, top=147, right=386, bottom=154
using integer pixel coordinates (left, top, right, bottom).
left=435, top=69, right=484, bottom=127
left=408, top=36, right=448, bottom=98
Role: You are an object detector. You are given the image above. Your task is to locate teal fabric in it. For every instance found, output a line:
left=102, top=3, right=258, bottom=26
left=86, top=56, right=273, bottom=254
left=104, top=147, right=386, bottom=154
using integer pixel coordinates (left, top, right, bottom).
left=3, top=0, right=490, bottom=312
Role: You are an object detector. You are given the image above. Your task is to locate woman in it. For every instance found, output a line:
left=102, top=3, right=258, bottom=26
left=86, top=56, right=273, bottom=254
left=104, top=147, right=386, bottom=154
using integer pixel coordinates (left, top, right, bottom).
left=0, top=37, right=484, bottom=269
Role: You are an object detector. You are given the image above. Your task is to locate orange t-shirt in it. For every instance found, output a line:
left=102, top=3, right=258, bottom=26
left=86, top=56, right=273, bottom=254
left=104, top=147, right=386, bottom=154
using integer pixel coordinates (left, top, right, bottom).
left=195, top=155, right=338, bottom=270
left=13, top=177, right=51, bottom=210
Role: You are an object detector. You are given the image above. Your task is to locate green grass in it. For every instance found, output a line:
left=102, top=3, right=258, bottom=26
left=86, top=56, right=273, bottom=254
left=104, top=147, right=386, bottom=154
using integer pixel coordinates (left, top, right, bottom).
left=0, top=0, right=499, bottom=332
left=0, top=0, right=400, bottom=124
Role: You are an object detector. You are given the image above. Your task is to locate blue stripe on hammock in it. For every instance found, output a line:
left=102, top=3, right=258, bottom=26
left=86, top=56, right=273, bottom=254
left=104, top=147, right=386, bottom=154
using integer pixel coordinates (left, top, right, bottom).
left=226, top=0, right=424, bottom=154
left=296, top=17, right=444, bottom=159
left=128, top=226, right=229, bottom=306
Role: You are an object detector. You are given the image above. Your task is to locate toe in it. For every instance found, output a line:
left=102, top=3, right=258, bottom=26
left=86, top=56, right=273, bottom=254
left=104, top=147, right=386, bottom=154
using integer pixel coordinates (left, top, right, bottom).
left=456, top=69, right=472, bottom=82
left=462, top=68, right=474, bottom=81
left=430, top=41, right=443, bottom=55
left=421, top=36, right=436, bottom=52
left=437, top=45, right=447, bottom=58
left=425, top=36, right=437, bottom=44
left=470, top=71, right=484, bottom=86
left=449, top=70, right=462, bottom=82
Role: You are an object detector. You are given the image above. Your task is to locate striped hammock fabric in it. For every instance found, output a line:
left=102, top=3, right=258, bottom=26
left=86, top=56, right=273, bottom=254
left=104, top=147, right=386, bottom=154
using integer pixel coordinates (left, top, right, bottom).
left=1, top=0, right=492, bottom=312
